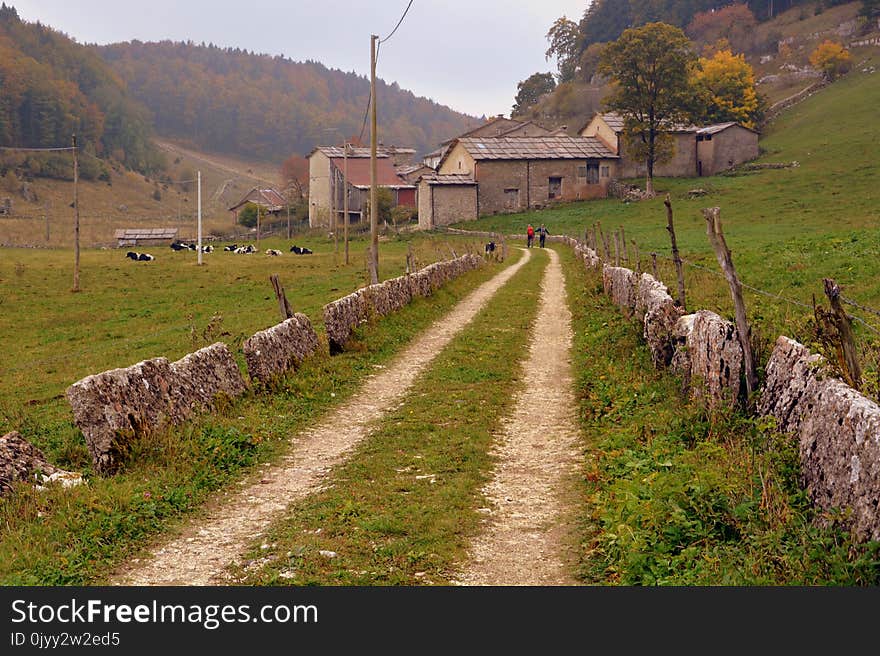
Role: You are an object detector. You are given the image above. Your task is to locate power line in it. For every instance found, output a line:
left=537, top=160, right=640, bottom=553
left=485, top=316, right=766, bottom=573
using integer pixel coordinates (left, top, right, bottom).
left=380, top=0, right=415, bottom=43
left=0, top=146, right=76, bottom=152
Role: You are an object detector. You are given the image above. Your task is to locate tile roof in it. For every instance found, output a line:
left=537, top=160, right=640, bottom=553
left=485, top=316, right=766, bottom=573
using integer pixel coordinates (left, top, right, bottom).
left=591, top=112, right=699, bottom=134
left=419, top=173, right=476, bottom=185
left=457, top=135, right=618, bottom=161
left=330, top=157, right=409, bottom=187
left=314, top=146, right=389, bottom=159
left=697, top=122, right=745, bottom=135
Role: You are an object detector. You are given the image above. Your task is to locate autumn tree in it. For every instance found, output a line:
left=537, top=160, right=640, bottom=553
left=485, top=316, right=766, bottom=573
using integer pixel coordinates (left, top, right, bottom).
left=280, top=154, right=309, bottom=200
left=577, top=42, right=607, bottom=84
left=686, top=4, right=758, bottom=55
left=691, top=49, right=761, bottom=129
left=545, top=16, right=580, bottom=83
left=809, top=40, right=852, bottom=81
left=512, top=72, right=556, bottom=116
left=599, top=22, right=697, bottom=196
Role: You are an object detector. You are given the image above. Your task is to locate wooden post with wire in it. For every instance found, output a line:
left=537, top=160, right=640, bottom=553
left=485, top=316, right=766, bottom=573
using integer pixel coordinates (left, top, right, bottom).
left=343, top=141, right=350, bottom=265
left=823, top=277, right=862, bottom=389
left=270, top=274, right=294, bottom=321
left=665, top=194, right=686, bottom=311
left=703, top=206, right=758, bottom=400
left=72, top=134, right=80, bottom=292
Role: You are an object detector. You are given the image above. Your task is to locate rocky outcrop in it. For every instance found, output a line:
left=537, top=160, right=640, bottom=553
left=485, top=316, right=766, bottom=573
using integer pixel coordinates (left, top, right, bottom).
left=670, top=310, right=743, bottom=409
left=0, top=431, right=83, bottom=495
left=758, top=336, right=880, bottom=542
left=242, top=314, right=319, bottom=385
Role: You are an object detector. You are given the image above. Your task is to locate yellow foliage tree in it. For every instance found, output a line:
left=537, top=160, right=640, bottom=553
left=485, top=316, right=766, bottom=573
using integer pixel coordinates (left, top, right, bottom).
left=691, top=49, right=759, bottom=129
left=809, top=40, right=852, bottom=81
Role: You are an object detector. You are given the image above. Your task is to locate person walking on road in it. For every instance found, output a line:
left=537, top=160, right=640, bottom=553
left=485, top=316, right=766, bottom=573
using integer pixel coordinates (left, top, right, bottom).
left=526, top=224, right=535, bottom=248
left=538, top=223, right=549, bottom=248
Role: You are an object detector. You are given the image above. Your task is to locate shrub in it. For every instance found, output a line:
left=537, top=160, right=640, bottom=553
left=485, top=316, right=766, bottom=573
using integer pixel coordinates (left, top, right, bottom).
left=809, top=40, right=852, bottom=80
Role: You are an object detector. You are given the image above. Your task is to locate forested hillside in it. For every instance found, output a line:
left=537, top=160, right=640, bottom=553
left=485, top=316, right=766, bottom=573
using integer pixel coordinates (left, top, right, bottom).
left=0, top=4, right=163, bottom=177
left=97, top=41, right=478, bottom=161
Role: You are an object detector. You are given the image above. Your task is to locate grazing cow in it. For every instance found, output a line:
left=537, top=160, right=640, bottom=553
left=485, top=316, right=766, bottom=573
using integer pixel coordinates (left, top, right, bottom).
left=290, top=245, right=313, bottom=255
left=224, top=244, right=238, bottom=252
left=200, top=245, right=214, bottom=253
left=126, top=251, right=154, bottom=261
left=234, top=244, right=257, bottom=254
left=485, top=241, right=496, bottom=253
left=266, top=248, right=282, bottom=256
left=170, top=240, right=188, bottom=251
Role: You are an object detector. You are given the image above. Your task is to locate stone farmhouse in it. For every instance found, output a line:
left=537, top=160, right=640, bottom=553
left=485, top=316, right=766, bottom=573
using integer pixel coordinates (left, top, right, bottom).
left=307, top=145, right=417, bottom=228
left=579, top=111, right=759, bottom=178
left=417, top=134, right=618, bottom=229
left=422, top=115, right=555, bottom=169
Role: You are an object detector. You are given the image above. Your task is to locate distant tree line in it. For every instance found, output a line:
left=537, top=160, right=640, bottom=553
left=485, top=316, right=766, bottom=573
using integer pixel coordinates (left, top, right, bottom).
left=0, top=4, right=164, bottom=179
left=97, top=41, right=478, bottom=162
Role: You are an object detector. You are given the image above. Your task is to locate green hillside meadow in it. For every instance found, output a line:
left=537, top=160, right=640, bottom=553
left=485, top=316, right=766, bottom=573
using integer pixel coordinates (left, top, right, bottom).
left=464, top=53, right=880, bottom=395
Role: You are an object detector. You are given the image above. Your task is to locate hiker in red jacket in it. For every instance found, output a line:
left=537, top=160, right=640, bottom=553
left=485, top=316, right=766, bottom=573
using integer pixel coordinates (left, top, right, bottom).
left=527, top=224, right=535, bottom=248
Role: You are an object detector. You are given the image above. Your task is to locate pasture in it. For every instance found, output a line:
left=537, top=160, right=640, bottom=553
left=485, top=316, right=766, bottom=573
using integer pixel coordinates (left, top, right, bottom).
left=460, top=54, right=880, bottom=395
left=0, top=230, right=488, bottom=462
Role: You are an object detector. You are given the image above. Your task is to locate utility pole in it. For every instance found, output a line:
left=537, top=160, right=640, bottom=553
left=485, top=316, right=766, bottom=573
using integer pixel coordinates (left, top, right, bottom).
left=197, top=170, right=203, bottom=265
left=286, top=190, right=291, bottom=240
left=72, top=134, right=80, bottom=292
left=343, top=141, right=350, bottom=265
left=369, top=33, right=379, bottom=284
left=256, top=203, right=261, bottom=251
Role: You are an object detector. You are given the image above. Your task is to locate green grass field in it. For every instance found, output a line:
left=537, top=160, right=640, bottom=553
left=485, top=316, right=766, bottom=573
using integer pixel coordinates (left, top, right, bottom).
left=0, top=230, right=490, bottom=465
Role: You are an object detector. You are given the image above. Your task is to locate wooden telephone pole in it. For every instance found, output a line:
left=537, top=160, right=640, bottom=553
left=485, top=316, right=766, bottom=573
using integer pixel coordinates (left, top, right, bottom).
left=72, top=134, right=80, bottom=292
left=343, top=141, right=350, bottom=265
left=369, top=34, right=379, bottom=284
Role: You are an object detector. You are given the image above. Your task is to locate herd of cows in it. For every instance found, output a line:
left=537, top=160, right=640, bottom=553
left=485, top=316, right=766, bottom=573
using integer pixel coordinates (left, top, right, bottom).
left=126, top=241, right=313, bottom=262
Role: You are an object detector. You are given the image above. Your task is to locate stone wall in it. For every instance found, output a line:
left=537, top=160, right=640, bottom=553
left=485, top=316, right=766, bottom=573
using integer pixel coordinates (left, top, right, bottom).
left=758, top=336, right=880, bottom=543
left=323, top=253, right=484, bottom=353
left=565, top=235, right=879, bottom=543
left=243, top=313, right=319, bottom=385
left=66, top=343, right=247, bottom=474
left=1, top=431, right=82, bottom=495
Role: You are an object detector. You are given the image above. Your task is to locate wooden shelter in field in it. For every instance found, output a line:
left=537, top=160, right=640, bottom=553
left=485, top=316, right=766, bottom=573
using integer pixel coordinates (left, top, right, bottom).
left=114, top=227, right=179, bottom=247
left=227, top=187, right=287, bottom=224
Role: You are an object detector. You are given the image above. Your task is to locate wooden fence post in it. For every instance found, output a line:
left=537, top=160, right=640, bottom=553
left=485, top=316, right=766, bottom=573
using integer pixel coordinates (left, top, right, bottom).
left=823, top=277, right=862, bottom=389
left=270, top=274, right=294, bottom=321
left=631, top=239, right=641, bottom=273
left=620, top=226, right=629, bottom=264
left=703, top=207, right=758, bottom=400
left=613, top=230, right=620, bottom=266
left=665, top=194, right=686, bottom=311
left=650, top=252, right=658, bottom=279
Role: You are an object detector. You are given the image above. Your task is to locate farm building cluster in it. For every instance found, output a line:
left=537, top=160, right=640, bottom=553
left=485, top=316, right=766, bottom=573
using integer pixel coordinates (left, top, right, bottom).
left=306, top=111, right=759, bottom=230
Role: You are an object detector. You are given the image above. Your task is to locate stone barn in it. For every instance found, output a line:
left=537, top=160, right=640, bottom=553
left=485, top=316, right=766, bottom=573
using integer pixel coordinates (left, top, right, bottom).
left=417, top=174, right=478, bottom=229
left=436, top=135, right=618, bottom=216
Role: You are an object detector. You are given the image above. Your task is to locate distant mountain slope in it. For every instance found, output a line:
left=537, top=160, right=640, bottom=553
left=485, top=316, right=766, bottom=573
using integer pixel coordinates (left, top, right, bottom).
left=0, top=4, right=163, bottom=175
left=97, top=40, right=479, bottom=162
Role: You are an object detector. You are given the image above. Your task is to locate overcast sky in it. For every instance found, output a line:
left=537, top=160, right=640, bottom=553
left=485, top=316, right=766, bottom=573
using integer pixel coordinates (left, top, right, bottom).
left=10, top=1, right=592, bottom=118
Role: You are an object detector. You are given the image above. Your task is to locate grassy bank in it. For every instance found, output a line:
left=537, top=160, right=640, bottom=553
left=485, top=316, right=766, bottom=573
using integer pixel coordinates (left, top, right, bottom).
left=229, top=248, right=548, bottom=585
left=0, top=246, right=512, bottom=585
left=559, top=246, right=880, bottom=585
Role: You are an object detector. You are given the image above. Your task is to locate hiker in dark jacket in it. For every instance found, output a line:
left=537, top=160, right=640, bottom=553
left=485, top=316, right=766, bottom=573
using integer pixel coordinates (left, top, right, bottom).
left=538, top=224, right=549, bottom=248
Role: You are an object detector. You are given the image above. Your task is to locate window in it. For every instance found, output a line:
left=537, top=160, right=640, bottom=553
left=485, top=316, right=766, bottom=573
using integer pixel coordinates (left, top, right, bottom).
left=548, top=177, right=562, bottom=199
left=504, top=188, right=519, bottom=210
left=585, top=162, right=599, bottom=184
left=577, top=165, right=587, bottom=179
left=600, top=166, right=610, bottom=178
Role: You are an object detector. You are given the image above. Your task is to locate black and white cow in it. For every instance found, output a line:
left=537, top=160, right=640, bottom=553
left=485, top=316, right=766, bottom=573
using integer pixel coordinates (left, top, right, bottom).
left=266, top=248, right=282, bottom=256
left=290, top=245, right=313, bottom=255
left=126, top=251, right=154, bottom=261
